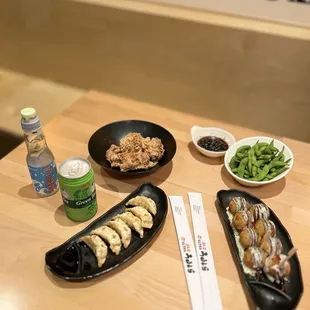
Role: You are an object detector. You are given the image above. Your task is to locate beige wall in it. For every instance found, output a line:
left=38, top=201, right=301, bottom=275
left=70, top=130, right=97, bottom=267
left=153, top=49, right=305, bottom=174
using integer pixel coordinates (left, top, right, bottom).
left=0, top=0, right=310, bottom=142
left=146, top=0, right=310, bottom=27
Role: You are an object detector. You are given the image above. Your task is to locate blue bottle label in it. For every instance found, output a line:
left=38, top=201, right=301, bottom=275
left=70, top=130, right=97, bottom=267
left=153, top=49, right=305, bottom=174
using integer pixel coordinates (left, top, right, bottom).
left=28, top=161, right=59, bottom=195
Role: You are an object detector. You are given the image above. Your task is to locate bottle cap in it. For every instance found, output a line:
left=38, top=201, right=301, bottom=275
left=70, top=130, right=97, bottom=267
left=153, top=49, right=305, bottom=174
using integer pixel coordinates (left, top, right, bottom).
left=21, top=107, right=36, bottom=121
left=21, top=107, right=41, bottom=133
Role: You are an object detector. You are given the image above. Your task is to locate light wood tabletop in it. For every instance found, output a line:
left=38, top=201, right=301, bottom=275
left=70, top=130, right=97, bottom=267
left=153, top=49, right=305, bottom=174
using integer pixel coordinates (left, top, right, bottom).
left=0, top=90, right=309, bottom=310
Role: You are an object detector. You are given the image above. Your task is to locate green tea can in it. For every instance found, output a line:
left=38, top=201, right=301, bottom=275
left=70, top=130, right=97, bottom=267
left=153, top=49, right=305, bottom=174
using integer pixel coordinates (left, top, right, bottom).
left=58, top=157, right=97, bottom=222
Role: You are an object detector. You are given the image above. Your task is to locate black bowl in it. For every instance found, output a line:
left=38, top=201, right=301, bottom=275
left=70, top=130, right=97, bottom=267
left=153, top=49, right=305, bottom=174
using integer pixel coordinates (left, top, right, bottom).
left=88, top=120, right=177, bottom=176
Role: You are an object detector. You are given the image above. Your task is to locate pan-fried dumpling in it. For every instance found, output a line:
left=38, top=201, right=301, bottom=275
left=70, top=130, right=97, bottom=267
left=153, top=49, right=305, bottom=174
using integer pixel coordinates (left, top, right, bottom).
left=115, top=212, right=144, bottom=238
left=106, top=218, right=131, bottom=248
left=126, top=196, right=157, bottom=216
left=126, top=207, right=153, bottom=229
left=91, top=226, right=122, bottom=255
left=80, top=235, right=108, bottom=267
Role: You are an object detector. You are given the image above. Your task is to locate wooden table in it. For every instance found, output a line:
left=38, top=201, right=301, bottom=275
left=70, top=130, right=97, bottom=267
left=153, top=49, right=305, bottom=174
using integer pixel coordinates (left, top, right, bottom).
left=0, top=91, right=309, bottom=310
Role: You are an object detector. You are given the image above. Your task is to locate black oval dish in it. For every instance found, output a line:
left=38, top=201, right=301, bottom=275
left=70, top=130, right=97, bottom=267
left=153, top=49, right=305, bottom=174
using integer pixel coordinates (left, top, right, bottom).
left=216, top=189, right=303, bottom=310
left=88, top=120, right=177, bottom=176
left=45, top=183, right=168, bottom=281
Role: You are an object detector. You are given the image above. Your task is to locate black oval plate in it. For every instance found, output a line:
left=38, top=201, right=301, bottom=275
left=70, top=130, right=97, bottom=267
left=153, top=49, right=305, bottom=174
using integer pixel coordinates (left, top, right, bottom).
left=88, top=120, right=177, bottom=176
left=45, top=183, right=168, bottom=281
left=216, top=189, right=303, bottom=310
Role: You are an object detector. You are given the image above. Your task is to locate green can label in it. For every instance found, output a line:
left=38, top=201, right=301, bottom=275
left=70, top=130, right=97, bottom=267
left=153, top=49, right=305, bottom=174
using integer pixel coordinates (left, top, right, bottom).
left=63, top=191, right=97, bottom=209
left=58, top=158, right=98, bottom=222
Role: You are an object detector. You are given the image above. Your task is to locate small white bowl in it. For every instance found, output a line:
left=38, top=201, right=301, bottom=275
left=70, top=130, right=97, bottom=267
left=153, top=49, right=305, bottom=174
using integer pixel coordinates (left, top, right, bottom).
left=191, top=126, right=236, bottom=158
left=224, top=136, right=294, bottom=187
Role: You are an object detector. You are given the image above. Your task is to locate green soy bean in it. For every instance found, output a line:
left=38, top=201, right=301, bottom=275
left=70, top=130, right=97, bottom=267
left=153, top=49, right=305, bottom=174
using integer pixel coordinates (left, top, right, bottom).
left=258, top=155, right=273, bottom=160
left=270, top=160, right=287, bottom=169
left=236, top=152, right=245, bottom=160
left=258, top=142, right=269, bottom=147
left=247, top=149, right=254, bottom=173
left=285, top=158, right=292, bottom=164
left=248, top=157, right=252, bottom=174
left=255, top=164, right=270, bottom=181
left=279, top=153, right=285, bottom=162
left=255, top=149, right=262, bottom=156
left=256, top=160, right=265, bottom=167
left=269, top=140, right=278, bottom=152
left=265, top=174, right=275, bottom=180
left=232, top=167, right=238, bottom=173
left=275, top=146, right=285, bottom=160
left=252, top=155, right=258, bottom=167
left=236, top=145, right=251, bottom=154
left=237, top=157, right=249, bottom=178
left=262, top=147, right=272, bottom=155
left=252, top=165, right=257, bottom=177
left=229, top=156, right=238, bottom=169
left=254, top=140, right=259, bottom=152
left=269, top=166, right=288, bottom=178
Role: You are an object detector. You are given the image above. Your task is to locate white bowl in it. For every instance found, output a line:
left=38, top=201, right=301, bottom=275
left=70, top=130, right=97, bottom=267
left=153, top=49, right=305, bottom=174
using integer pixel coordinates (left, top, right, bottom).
left=224, top=136, right=294, bottom=187
left=191, top=126, right=236, bottom=158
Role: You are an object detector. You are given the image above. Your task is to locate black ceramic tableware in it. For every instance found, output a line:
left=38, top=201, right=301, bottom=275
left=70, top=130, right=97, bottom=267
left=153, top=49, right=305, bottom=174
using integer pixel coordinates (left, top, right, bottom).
left=45, top=183, right=168, bottom=281
left=217, top=189, right=303, bottom=310
left=88, top=120, right=177, bottom=176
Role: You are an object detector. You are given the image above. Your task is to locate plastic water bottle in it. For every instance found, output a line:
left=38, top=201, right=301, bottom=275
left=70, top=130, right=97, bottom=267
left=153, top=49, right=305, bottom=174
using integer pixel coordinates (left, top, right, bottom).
left=21, top=107, right=59, bottom=196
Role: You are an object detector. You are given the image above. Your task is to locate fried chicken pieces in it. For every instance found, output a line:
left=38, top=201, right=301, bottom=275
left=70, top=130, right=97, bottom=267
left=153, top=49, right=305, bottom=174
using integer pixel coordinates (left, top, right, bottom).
left=106, top=133, right=165, bottom=172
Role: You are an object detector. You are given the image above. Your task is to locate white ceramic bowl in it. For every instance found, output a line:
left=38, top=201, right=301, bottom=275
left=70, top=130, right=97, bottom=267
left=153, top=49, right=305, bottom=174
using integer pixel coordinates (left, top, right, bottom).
left=191, top=126, right=236, bottom=158
left=224, top=136, right=294, bottom=187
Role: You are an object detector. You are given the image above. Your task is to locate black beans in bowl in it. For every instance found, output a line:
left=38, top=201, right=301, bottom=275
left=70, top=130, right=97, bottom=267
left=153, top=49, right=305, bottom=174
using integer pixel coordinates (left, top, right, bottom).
left=197, top=136, right=229, bottom=152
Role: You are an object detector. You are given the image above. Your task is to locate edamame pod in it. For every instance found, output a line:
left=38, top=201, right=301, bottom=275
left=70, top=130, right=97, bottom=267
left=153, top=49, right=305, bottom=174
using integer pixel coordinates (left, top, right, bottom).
left=253, top=141, right=260, bottom=155
left=247, top=149, right=253, bottom=173
left=258, top=155, right=273, bottom=160
left=237, top=157, right=249, bottom=178
left=275, top=146, right=285, bottom=160
left=270, top=160, right=287, bottom=169
left=269, top=140, right=278, bottom=152
left=248, top=157, right=252, bottom=174
left=236, top=152, right=245, bottom=160
left=262, top=147, right=272, bottom=155
left=236, top=145, right=251, bottom=154
left=270, top=166, right=288, bottom=178
left=251, top=154, right=258, bottom=167
left=255, top=150, right=262, bottom=157
left=229, top=156, right=238, bottom=169
left=264, top=174, right=274, bottom=180
left=285, top=158, right=292, bottom=164
left=256, top=159, right=265, bottom=167
left=255, top=164, right=270, bottom=181
left=279, top=154, right=285, bottom=162
left=258, top=142, right=269, bottom=147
